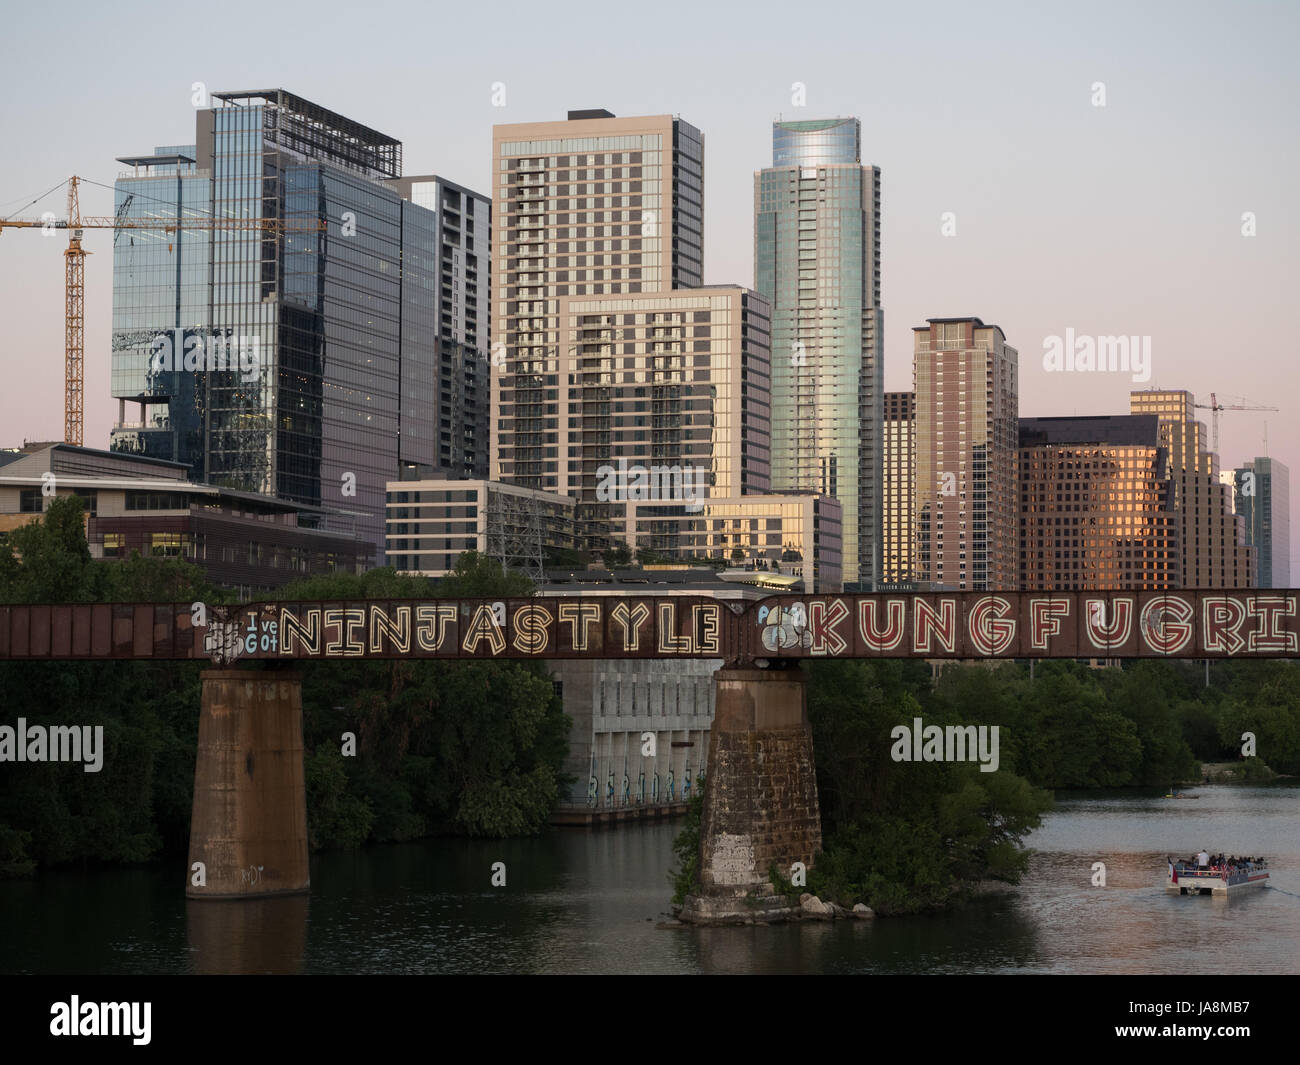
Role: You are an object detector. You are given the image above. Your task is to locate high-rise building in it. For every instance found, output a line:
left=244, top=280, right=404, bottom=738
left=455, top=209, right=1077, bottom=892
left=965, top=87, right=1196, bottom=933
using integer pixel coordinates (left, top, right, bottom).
left=387, top=175, right=491, bottom=479
left=881, top=391, right=914, bottom=588
left=1017, top=415, right=1176, bottom=590
left=913, top=318, right=1019, bottom=591
left=111, top=91, right=489, bottom=559
left=556, top=287, right=772, bottom=545
left=754, top=118, right=882, bottom=590
left=109, top=147, right=213, bottom=479
left=491, top=110, right=705, bottom=494
left=1129, top=390, right=1253, bottom=587
left=488, top=110, right=838, bottom=583
left=199, top=90, right=407, bottom=555
left=1234, top=457, right=1290, bottom=587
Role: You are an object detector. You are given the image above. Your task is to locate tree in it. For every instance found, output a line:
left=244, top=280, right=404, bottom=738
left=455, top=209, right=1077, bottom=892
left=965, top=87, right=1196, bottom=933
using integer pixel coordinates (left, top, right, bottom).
left=272, top=559, right=572, bottom=847
left=804, top=659, right=1051, bottom=914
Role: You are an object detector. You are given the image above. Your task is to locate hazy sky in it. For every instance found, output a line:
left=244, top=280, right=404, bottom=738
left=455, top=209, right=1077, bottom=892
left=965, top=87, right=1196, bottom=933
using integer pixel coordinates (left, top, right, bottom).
left=1, top=0, right=1296, bottom=576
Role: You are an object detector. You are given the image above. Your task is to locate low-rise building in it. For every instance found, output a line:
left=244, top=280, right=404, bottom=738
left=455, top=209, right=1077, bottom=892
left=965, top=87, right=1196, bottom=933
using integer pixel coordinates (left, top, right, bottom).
left=385, top=478, right=576, bottom=576
left=0, top=443, right=370, bottom=596
left=618, top=493, right=843, bottom=592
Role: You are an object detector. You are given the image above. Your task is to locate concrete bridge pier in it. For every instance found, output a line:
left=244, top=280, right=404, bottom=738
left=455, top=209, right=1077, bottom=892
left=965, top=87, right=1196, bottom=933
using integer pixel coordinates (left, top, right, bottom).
left=680, top=664, right=822, bottom=924
left=186, top=668, right=310, bottom=899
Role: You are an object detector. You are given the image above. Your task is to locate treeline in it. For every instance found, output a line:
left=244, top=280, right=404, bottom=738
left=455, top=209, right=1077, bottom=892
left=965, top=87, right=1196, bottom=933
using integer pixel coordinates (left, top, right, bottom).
left=0, top=498, right=570, bottom=877
left=800, top=654, right=1299, bottom=915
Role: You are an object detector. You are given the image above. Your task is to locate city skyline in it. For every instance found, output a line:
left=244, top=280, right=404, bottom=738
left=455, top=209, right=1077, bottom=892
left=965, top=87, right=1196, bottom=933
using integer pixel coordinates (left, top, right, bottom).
left=1, top=1, right=1296, bottom=570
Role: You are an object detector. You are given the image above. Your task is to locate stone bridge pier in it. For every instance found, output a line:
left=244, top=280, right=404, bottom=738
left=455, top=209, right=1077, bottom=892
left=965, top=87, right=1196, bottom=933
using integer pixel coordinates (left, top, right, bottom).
left=186, top=668, right=310, bottom=899
left=680, top=664, right=822, bottom=923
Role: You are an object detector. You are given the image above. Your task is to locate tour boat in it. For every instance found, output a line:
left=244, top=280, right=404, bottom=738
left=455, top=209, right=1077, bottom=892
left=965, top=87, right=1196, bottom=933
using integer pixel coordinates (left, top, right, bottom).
left=1166, top=858, right=1269, bottom=896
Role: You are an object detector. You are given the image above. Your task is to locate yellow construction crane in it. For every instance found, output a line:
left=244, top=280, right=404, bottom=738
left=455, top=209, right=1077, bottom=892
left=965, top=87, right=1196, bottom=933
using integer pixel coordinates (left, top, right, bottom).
left=0, top=176, right=325, bottom=446
left=1193, top=392, right=1279, bottom=455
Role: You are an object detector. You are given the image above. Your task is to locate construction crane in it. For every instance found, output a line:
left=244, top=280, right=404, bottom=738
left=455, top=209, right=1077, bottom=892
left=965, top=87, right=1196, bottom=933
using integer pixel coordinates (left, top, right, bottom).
left=1193, top=392, right=1279, bottom=455
left=0, top=176, right=325, bottom=446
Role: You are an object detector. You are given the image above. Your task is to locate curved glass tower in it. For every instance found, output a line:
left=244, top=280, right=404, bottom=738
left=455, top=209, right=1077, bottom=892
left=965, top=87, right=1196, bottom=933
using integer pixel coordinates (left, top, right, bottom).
left=756, top=117, right=882, bottom=590
left=771, top=118, right=861, bottom=167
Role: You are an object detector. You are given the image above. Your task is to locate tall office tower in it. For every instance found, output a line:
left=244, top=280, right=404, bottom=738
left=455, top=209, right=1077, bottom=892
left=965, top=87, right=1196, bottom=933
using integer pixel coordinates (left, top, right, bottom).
left=1234, top=457, right=1290, bottom=587
left=881, top=391, right=914, bottom=587
left=1129, top=390, right=1253, bottom=587
left=387, top=176, right=491, bottom=478
left=1018, top=415, right=1177, bottom=590
left=110, top=147, right=212, bottom=479
left=491, top=110, right=705, bottom=499
left=913, top=318, right=1019, bottom=591
left=200, top=90, right=406, bottom=555
left=754, top=118, right=882, bottom=591
left=110, top=91, right=488, bottom=558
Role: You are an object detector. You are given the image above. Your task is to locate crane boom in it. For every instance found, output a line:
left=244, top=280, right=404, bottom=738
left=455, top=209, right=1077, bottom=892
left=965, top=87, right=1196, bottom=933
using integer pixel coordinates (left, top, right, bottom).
left=0, top=175, right=327, bottom=446
left=1193, top=391, right=1280, bottom=454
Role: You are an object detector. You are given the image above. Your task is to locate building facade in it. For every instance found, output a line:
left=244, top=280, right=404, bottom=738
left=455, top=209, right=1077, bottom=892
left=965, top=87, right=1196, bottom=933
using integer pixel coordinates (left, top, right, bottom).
left=556, top=287, right=772, bottom=546
left=913, top=318, right=1019, bottom=591
left=1234, top=457, right=1291, bottom=587
left=754, top=118, right=882, bottom=591
left=881, top=391, right=914, bottom=588
left=109, top=147, right=213, bottom=480
left=110, top=91, right=490, bottom=561
left=539, top=573, right=770, bottom=809
left=387, top=175, right=491, bottom=479
left=621, top=493, right=843, bottom=592
left=0, top=444, right=369, bottom=596
left=1129, top=390, right=1253, bottom=587
left=385, top=478, right=575, bottom=577
left=1018, top=415, right=1176, bottom=590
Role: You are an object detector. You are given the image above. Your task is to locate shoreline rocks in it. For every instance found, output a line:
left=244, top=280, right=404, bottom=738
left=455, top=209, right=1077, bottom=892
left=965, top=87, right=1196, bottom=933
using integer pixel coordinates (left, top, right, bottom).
left=672, top=892, right=875, bottom=926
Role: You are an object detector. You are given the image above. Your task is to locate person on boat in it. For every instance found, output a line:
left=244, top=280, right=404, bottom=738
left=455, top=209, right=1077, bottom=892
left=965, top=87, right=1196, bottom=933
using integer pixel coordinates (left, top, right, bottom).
left=1196, top=849, right=1210, bottom=869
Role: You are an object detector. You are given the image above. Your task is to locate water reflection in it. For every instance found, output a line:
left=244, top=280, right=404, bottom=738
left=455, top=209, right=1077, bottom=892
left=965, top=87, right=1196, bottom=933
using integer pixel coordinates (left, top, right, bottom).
left=1, top=783, right=1296, bottom=974
left=187, top=895, right=309, bottom=974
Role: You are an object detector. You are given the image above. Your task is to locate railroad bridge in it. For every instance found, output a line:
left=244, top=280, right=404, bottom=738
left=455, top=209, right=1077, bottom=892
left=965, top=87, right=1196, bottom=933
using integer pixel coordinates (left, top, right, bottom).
left=2, top=591, right=1295, bottom=919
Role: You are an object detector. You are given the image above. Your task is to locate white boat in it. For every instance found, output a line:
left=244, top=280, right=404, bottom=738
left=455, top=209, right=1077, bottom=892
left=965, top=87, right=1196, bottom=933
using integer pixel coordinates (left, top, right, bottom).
left=1166, top=857, right=1269, bottom=896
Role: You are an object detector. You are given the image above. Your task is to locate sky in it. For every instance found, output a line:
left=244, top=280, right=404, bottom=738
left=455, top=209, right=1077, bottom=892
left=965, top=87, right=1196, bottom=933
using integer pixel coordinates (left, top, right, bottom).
left=0, top=0, right=1296, bottom=576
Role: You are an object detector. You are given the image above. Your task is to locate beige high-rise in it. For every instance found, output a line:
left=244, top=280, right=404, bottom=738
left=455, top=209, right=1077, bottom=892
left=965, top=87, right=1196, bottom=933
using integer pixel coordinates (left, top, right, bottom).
left=491, top=111, right=704, bottom=495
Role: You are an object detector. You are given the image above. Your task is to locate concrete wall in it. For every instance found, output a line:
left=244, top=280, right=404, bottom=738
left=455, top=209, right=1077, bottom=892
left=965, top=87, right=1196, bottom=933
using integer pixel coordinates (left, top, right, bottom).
left=550, top=657, right=719, bottom=806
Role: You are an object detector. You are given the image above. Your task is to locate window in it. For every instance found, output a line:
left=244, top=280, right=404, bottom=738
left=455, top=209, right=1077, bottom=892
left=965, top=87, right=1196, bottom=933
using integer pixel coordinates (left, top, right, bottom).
left=71, top=489, right=98, bottom=517
left=19, top=489, right=43, bottom=513
left=150, top=533, right=185, bottom=558
left=126, top=491, right=189, bottom=511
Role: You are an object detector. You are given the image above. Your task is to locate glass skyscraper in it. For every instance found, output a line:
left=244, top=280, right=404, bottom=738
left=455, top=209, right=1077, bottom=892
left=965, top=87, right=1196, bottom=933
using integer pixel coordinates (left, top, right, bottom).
left=110, top=147, right=211, bottom=477
left=387, top=175, right=491, bottom=480
left=110, top=91, right=487, bottom=557
left=1234, top=457, right=1291, bottom=587
left=754, top=118, right=882, bottom=590
left=203, top=91, right=405, bottom=553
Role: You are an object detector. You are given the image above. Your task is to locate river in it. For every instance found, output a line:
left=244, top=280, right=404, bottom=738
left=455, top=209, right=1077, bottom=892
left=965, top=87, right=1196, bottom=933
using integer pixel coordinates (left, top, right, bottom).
left=2, top=782, right=1297, bottom=974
